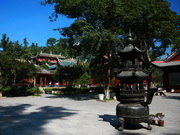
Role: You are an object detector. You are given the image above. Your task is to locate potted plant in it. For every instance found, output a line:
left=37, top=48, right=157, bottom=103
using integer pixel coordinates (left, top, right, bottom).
left=155, top=113, right=165, bottom=126
left=149, top=114, right=156, bottom=125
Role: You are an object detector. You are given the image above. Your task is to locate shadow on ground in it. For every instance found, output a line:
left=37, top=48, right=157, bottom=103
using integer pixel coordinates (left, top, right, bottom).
left=164, top=93, right=180, bottom=101
left=118, top=132, right=147, bottom=135
left=99, top=114, right=120, bottom=129
left=0, top=104, right=77, bottom=135
left=45, top=93, right=99, bottom=101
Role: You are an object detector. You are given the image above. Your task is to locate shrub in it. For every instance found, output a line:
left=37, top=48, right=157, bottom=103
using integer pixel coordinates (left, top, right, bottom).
left=78, top=87, right=90, bottom=94
left=27, top=87, right=39, bottom=95
left=2, top=86, right=12, bottom=97
left=44, top=88, right=53, bottom=94
left=2, top=85, right=23, bottom=97
left=2, top=85, right=40, bottom=97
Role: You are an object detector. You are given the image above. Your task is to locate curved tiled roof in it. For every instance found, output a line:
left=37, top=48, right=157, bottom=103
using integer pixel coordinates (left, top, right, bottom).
left=57, top=58, right=77, bottom=67
left=37, top=52, right=66, bottom=59
left=164, top=49, right=180, bottom=62
left=152, top=49, right=180, bottom=67
left=152, top=61, right=180, bottom=67
left=34, top=64, right=54, bottom=74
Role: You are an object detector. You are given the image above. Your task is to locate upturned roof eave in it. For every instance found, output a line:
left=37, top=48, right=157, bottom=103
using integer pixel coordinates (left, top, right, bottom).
left=117, top=71, right=148, bottom=78
left=119, top=45, right=146, bottom=54
left=152, top=61, right=180, bottom=68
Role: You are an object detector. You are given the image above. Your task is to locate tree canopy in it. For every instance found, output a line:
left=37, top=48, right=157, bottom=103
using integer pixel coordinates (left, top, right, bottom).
left=55, top=64, right=85, bottom=89
left=0, top=34, right=73, bottom=60
left=0, top=53, right=38, bottom=87
left=41, top=0, right=179, bottom=98
left=42, top=0, right=179, bottom=59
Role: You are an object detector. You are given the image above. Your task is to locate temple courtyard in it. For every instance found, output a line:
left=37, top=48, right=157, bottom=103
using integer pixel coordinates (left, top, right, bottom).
left=0, top=93, right=180, bottom=135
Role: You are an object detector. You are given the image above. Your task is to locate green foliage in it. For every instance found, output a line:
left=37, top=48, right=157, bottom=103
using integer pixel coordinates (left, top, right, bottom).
left=55, top=64, right=85, bottom=88
left=76, top=87, right=90, bottom=94
left=171, top=36, right=180, bottom=51
left=75, top=72, right=91, bottom=85
left=41, top=0, right=179, bottom=99
left=153, top=67, right=163, bottom=85
left=27, top=87, right=39, bottom=95
left=0, top=34, right=11, bottom=51
left=103, top=98, right=114, bottom=101
left=155, top=113, right=165, bottom=120
left=1, top=85, right=37, bottom=97
left=149, top=114, right=156, bottom=120
left=0, top=53, right=38, bottom=87
left=44, top=88, right=53, bottom=94
left=0, top=34, right=41, bottom=60
left=46, top=38, right=57, bottom=46
left=1, top=86, right=12, bottom=97
left=42, top=0, right=179, bottom=60
left=43, top=87, right=90, bottom=95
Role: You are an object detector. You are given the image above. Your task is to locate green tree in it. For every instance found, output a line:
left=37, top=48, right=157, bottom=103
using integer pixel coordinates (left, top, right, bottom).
left=55, top=64, right=84, bottom=89
left=42, top=0, right=179, bottom=98
left=0, top=53, right=38, bottom=87
left=0, top=34, right=10, bottom=51
left=75, top=63, right=91, bottom=86
left=171, top=36, right=180, bottom=51
left=29, top=42, right=40, bottom=56
left=75, top=72, right=91, bottom=86
left=13, top=41, right=23, bottom=58
left=21, top=37, right=31, bottom=59
left=23, top=38, right=29, bottom=47
left=46, top=38, right=57, bottom=47
left=153, top=68, right=163, bottom=86
left=45, top=38, right=57, bottom=53
left=0, top=34, right=15, bottom=55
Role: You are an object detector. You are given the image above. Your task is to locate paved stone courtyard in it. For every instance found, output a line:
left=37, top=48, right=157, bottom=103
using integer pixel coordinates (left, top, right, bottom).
left=0, top=93, right=180, bottom=135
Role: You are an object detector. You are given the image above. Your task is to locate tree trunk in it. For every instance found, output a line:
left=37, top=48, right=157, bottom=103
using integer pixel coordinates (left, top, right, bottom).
left=144, top=49, right=154, bottom=89
left=105, top=53, right=111, bottom=99
left=105, top=84, right=110, bottom=99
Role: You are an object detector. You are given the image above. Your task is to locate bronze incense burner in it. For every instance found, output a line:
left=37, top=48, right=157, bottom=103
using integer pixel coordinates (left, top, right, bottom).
left=114, top=31, right=156, bottom=131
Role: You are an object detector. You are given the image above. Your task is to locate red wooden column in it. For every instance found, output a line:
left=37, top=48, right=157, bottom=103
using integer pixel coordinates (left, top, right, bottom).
left=40, top=77, right=42, bottom=87
left=44, top=77, right=47, bottom=87
left=33, top=77, right=36, bottom=86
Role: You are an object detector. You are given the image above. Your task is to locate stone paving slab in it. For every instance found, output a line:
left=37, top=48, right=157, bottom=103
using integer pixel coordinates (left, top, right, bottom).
left=0, top=93, right=180, bottom=135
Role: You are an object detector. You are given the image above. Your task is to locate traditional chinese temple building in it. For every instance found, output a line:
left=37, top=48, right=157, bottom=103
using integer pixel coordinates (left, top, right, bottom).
left=152, top=49, right=180, bottom=93
left=31, top=52, right=77, bottom=87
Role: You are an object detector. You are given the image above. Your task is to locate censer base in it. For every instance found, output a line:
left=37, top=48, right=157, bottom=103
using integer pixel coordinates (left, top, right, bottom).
left=116, top=103, right=152, bottom=131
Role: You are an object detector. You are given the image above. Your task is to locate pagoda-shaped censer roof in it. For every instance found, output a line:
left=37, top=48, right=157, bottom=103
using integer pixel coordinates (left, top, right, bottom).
left=119, top=30, right=146, bottom=55
left=117, top=29, right=148, bottom=80
left=119, top=44, right=146, bottom=53
left=117, top=71, right=148, bottom=78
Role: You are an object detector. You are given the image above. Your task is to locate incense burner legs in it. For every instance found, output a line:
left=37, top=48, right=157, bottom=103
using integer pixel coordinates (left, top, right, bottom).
left=116, top=103, right=152, bottom=131
left=118, top=117, right=125, bottom=131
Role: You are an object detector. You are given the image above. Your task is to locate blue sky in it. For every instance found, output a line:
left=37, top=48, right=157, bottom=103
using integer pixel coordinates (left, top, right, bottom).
left=0, top=0, right=74, bottom=46
left=0, top=0, right=179, bottom=47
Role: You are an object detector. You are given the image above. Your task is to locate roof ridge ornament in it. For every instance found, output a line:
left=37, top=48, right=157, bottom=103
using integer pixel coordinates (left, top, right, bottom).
left=128, top=27, right=132, bottom=37
left=119, top=29, right=146, bottom=53
left=126, top=28, right=134, bottom=46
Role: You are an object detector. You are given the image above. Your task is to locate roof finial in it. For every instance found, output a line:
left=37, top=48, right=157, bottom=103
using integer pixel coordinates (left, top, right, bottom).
left=127, top=27, right=133, bottom=45
left=128, top=27, right=132, bottom=37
